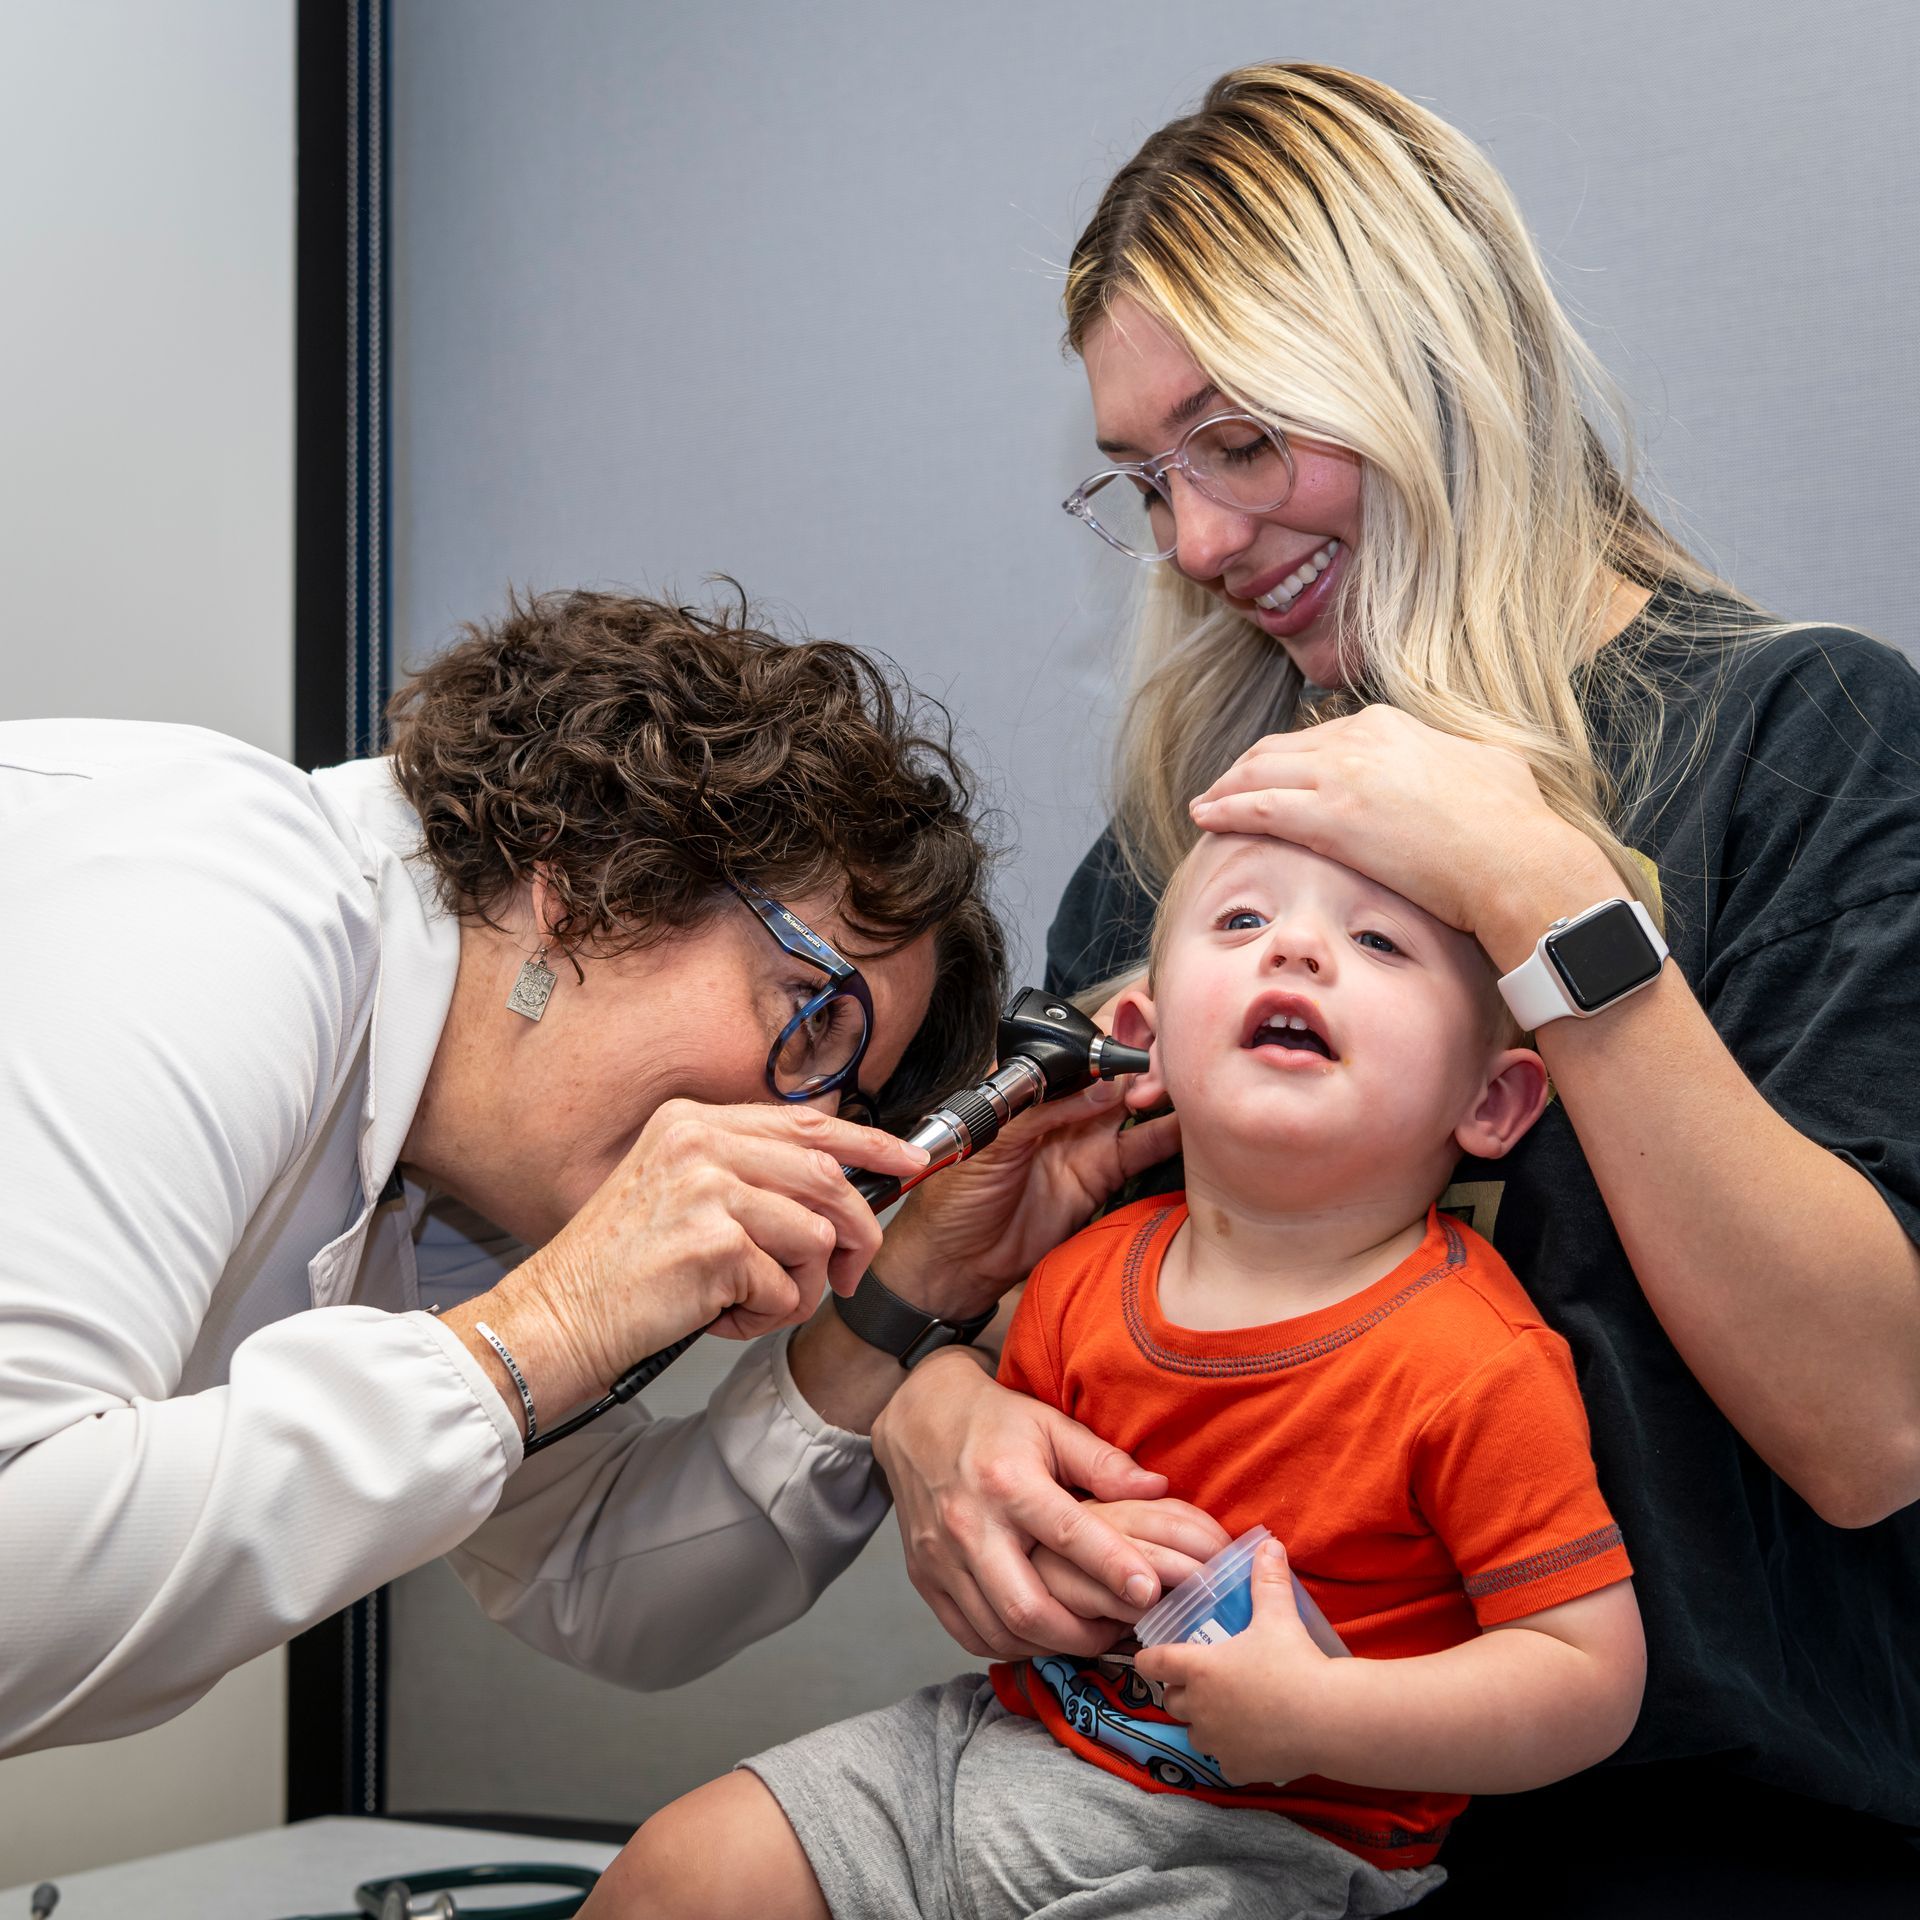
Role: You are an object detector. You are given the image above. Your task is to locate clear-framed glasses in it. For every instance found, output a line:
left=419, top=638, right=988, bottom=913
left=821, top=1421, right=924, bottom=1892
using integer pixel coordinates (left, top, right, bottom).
left=1062, top=410, right=1297, bottom=562
left=730, top=881, right=877, bottom=1110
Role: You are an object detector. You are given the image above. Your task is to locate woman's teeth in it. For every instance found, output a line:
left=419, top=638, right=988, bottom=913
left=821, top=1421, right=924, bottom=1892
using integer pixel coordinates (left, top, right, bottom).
left=1255, top=539, right=1341, bottom=613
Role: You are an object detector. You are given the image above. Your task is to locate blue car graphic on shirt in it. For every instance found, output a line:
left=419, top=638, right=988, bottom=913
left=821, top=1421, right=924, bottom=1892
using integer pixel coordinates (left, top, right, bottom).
left=1031, top=1654, right=1235, bottom=1792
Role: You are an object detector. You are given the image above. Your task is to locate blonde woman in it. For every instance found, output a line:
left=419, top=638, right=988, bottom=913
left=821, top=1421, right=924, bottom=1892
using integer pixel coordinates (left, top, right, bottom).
left=870, top=63, right=1920, bottom=1911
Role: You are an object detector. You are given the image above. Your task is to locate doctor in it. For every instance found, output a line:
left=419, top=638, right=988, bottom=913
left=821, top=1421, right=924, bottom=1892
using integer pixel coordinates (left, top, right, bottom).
left=0, top=586, right=1078, bottom=1753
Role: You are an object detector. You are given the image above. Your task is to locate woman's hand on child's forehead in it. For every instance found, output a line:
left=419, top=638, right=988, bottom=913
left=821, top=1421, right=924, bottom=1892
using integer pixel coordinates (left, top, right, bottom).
left=1188, top=707, right=1596, bottom=952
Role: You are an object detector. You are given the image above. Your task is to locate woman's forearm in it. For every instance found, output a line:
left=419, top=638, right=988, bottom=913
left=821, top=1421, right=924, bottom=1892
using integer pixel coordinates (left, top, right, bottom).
left=1480, top=857, right=1920, bottom=1526
left=787, top=1303, right=919, bottom=1435
left=1544, top=969, right=1920, bottom=1524
left=785, top=1251, right=1018, bottom=1437
left=454, top=1328, right=884, bottom=1691
left=2, top=1308, right=512, bottom=1756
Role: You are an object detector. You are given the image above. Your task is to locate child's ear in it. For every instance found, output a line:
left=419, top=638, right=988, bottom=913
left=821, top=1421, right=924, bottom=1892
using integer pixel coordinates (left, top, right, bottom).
left=1110, top=986, right=1169, bottom=1112
left=1453, top=1048, right=1549, bottom=1160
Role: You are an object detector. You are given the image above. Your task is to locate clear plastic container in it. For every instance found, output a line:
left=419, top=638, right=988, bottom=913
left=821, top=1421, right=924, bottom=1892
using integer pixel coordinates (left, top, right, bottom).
left=1133, top=1524, right=1349, bottom=1658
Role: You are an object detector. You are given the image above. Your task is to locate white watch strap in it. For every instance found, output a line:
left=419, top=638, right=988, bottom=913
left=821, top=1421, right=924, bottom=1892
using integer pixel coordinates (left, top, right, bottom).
left=1497, top=898, right=1667, bottom=1030
left=1498, top=944, right=1579, bottom=1030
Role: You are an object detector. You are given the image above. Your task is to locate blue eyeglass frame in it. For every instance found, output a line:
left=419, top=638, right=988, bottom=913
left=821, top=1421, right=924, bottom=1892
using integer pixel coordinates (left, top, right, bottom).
left=729, top=881, right=878, bottom=1119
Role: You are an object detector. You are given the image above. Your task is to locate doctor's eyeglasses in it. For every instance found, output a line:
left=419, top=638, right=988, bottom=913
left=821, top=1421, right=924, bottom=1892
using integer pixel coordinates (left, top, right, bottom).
left=1063, top=410, right=1297, bottom=562
left=730, top=881, right=877, bottom=1118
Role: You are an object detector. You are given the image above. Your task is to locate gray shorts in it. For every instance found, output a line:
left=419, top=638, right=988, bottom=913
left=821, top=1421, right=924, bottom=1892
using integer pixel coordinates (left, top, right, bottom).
left=742, top=1673, right=1445, bottom=1920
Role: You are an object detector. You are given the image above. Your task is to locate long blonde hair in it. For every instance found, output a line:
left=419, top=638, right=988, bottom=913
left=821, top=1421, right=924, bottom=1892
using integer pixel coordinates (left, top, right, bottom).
left=1066, top=63, right=1751, bottom=923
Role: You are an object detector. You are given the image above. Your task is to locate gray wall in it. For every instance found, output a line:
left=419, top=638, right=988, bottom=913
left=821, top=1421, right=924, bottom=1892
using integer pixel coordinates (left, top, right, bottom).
left=0, top=0, right=293, bottom=1882
left=384, top=0, right=1920, bottom=1825
left=0, top=1, right=294, bottom=754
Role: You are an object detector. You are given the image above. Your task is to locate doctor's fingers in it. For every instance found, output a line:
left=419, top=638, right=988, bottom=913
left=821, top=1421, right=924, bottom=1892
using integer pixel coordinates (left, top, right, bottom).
left=712, top=1139, right=885, bottom=1293
left=907, top=1535, right=1067, bottom=1662
left=1031, top=1535, right=1210, bottom=1622
left=1114, top=1110, right=1182, bottom=1183
left=964, top=1521, right=1142, bottom=1659
left=654, top=1097, right=928, bottom=1181
left=1000, top=1445, right=1166, bottom=1613
left=1030, top=1546, right=1153, bottom=1626
left=989, top=1076, right=1131, bottom=1153
left=894, top=1461, right=1096, bottom=1657
left=709, top=1185, right=854, bottom=1329
left=904, top=1554, right=1027, bottom=1660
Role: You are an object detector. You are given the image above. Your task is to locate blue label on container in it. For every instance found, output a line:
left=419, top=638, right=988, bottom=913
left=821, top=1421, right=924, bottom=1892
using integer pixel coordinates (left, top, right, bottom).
left=1181, top=1574, right=1254, bottom=1642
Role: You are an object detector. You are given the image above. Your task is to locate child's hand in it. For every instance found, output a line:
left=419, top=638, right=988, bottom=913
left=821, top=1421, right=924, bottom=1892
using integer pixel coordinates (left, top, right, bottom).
left=1029, top=1497, right=1230, bottom=1643
left=1131, top=1539, right=1340, bottom=1786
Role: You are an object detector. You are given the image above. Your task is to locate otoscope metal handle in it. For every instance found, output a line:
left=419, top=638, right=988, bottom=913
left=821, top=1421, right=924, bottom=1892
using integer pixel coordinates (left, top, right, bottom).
left=845, top=1025, right=1151, bottom=1208
left=848, top=1057, right=1047, bottom=1211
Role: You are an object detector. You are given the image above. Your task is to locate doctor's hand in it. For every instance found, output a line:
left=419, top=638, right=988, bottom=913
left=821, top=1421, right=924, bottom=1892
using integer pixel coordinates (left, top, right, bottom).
left=1028, top=1497, right=1231, bottom=1643
left=864, top=1008, right=1184, bottom=1656
left=448, top=1100, right=928, bottom=1425
left=874, top=1356, right=1181, bottom=1659
left=878, top=1069, right=1181, bottom=1317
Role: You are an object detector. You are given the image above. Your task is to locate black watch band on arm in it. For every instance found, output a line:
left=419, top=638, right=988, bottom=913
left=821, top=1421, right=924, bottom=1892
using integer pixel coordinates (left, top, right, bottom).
left=833, top=1267, right=998, bottom=1368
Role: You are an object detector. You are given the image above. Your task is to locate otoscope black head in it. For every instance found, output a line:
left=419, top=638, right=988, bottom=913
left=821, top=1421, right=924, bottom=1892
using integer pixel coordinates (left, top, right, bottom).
left=996, top=987, right=1147, bottom=1094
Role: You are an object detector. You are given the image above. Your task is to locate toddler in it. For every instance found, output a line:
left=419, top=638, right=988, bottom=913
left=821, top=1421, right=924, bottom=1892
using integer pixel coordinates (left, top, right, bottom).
left=585, top=832, right=1645, bottom=1919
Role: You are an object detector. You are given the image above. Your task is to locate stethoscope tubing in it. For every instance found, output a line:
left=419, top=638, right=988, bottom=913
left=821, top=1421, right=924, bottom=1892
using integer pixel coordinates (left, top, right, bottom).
left=275, top=1857, right=600, bottom=1919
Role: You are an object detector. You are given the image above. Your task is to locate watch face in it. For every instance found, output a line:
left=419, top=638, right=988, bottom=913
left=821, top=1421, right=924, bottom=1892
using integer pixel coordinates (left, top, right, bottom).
left=1546, top=902, right=1663, bottom=1012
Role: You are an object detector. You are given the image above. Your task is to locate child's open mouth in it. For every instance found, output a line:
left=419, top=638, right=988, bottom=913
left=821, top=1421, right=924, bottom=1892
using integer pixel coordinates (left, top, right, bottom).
left=1247, top=1017, right=1333, bottom=1060
left=1241, top=992, right=1337, bottom=1062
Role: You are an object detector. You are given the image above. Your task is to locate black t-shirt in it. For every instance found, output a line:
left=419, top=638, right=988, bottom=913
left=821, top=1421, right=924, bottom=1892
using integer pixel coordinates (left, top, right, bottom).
left=1045, top=585, right=1920, bottom=1827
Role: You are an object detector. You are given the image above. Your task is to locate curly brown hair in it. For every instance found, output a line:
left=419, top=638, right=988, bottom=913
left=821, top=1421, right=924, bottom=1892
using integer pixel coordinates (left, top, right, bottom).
left=388, top=587, right=1006, bottom=1124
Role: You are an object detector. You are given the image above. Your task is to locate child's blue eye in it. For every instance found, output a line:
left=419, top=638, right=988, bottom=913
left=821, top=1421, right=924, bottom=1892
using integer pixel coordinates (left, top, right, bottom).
left=1355, top=930, right=1398, bottom=955
left=1221, top=908, right=1267, bottom=932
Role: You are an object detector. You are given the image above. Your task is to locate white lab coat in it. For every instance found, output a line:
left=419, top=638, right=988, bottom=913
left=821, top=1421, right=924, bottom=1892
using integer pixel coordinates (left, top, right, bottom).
left=0, top=720, right=887, bottom=1756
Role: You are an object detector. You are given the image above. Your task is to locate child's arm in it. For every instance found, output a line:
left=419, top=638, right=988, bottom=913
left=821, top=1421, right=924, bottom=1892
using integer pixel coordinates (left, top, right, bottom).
left=1133, top=1538, right=1646, bottom=1793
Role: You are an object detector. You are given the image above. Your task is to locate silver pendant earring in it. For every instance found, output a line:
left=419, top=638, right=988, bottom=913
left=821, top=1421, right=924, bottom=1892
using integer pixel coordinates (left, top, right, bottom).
left=506, top=948, right=557, bottom=1021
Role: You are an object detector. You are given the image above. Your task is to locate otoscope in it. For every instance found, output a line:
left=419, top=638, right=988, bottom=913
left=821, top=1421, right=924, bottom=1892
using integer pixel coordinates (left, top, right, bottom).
left=522, top=989, right=1150, bottom=1454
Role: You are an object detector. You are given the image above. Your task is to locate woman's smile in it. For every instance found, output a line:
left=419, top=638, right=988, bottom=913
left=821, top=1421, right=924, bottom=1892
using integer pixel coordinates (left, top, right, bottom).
left=1235, top=539, right=1347, bottom=644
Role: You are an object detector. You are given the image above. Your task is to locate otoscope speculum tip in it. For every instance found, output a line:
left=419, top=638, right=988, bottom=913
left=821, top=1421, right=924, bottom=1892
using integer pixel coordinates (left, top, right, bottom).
left=1090, top=1035, right=1152, bottom=1079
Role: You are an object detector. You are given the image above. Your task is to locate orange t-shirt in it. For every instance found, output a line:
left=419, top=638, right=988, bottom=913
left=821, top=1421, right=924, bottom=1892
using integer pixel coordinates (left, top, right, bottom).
left=989, top=1196, right=1632, bottom=1870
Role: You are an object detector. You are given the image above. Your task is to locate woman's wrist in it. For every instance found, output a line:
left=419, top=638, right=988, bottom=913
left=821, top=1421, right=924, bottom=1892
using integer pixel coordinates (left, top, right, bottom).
left=1478, top=825, right=1630, bottom=973
left=442, top=1230, right=656, bottom=1432
left=872, top=1214, right=1002, bottom=1323
left=869, top=1341, right=998, bottom=1475
left=439, top=1277, right=601, bottom=1439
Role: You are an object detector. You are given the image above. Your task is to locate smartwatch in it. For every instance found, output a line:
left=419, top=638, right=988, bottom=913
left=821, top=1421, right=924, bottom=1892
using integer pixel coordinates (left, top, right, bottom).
left=834, top=1267, right=998, bottom=1368
left=1497, top=897, right=1668, bottom=1029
